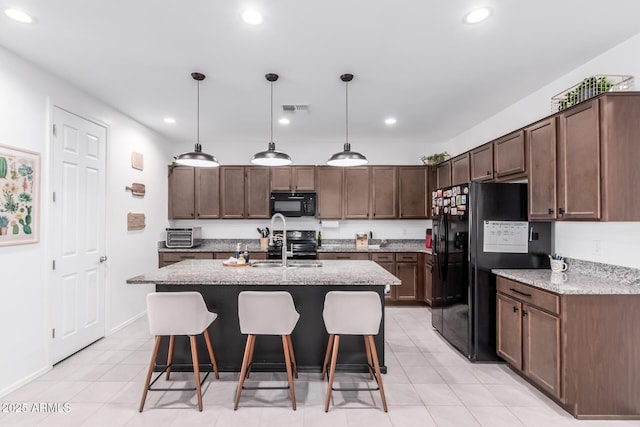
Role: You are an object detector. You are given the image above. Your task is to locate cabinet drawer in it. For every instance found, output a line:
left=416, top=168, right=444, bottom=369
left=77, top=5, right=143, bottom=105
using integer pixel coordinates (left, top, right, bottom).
left=162, top=252, right=213, bottom=262
left=318, top=252, right=369, bottom=260
left=395, top=253, right=418, bottom=262
left=371, top=253, right=394, bottom=262
left=497, top=277, right=560, bottom=315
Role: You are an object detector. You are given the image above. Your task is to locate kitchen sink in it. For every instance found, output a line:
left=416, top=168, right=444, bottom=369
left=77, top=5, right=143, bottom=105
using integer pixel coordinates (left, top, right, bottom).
left=250, top=260, right=323, bottom=268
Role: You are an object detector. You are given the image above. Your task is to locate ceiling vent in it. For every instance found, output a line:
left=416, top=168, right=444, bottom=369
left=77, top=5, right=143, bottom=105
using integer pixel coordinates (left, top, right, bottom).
left=281, top=104, right=309, bottom=113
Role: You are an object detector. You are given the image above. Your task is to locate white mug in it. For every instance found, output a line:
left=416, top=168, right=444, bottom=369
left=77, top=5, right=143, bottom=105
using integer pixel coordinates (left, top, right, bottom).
left=550, top=259, right=568, bottom=273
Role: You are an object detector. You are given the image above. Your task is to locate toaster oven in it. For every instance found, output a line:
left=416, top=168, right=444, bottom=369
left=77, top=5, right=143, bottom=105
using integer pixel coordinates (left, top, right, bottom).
left=165, top=227, right=203, bottom=248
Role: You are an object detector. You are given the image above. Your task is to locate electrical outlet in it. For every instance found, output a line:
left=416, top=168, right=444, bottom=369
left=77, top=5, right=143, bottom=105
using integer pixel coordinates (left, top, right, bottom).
left=592, top=240, right=602, bottom=256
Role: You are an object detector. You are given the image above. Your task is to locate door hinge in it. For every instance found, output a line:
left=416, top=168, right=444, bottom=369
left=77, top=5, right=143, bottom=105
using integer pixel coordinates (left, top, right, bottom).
left=52, top=260, right=56, bottom=270
left=52, top=124, right=57, bottom=136
left=52, top=192, right=56, bottom=203
left=52, top=328, right=56, bottom=339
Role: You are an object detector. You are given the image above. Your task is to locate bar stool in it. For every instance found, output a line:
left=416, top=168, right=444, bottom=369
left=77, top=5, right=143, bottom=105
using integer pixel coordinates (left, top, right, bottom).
left=321, top=291, right=388, bottom=412
left=139, top=291, right=219, bottom=412
left=234, top=291, right=300, bottom=410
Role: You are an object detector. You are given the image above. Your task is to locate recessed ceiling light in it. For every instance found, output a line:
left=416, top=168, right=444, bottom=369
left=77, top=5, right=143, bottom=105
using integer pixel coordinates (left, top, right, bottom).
left=384, top=118, right=397, bottom=125
left=464, top=7, right=492, bottom=24
left=242, top=9, right=263, bottom=25
left=163, top=117, right=176, bottom=124
left=279, top=118, right=290, bottom=125
left=5, top=8, right=34, bottom=23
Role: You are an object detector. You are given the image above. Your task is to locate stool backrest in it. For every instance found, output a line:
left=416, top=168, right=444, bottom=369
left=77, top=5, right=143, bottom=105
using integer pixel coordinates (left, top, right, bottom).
left=323, top=291, right=382, bottom=335
left=238, top=291, right=300, bottom=335
left=147, top=291, right=214, bottom=336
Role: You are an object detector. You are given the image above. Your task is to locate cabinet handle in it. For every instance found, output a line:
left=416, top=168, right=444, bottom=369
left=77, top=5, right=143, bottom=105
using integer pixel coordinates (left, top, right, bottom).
left=180, top=256, right=196, bottom=259
left=509, top=288, right=532, bottom=298
left=336, top=256, right=350, bottom=260
left=487, top=171, right=491, bottom=176
left=558, top=207, right=565, bottom=215
left=513, top=306, right=519, bottom=313
left=191, top=213, right=195, bottom=217
left=522, top=310, right=528, bottom=318
left=548, top=208, right=554, bottom=214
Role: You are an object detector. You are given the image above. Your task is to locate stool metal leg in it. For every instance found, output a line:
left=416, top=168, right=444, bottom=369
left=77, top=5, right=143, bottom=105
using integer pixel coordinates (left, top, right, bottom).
left=321, top=334, right=335, bottom=380
left=139, top=336, right=162, bottom=412
left=190, top=336, right=203, bottom=411
left=324, top=335, right=340, bottom=412
left=363, top=336, right=374, bottom=380
left=166, top=335, right=175, bottom=380
left=203, top=329, right=219, bottom=379
left=234, top=334, right=255, bottom=410
left=367, top=335, right=388, bottom=412
left=282, top=335, right=297, bottom=410
left=286, top=335, right=298, bottom=378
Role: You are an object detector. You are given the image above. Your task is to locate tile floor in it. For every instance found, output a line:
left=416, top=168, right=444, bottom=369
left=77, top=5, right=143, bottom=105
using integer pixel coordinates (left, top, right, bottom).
left=2, top=306, right=640, bottom=426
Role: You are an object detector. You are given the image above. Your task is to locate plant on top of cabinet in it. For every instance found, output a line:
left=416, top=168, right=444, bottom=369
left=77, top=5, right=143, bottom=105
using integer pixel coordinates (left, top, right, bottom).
left=420, top=151, right=449, bottom=170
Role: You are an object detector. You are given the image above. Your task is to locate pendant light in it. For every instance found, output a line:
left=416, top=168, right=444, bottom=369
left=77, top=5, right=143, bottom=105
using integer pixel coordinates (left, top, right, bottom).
left=175, top=72, right=219, bottom=167
left=251, top=73, right=293, bottom=166
left=327, top=73, right=368, bottom=167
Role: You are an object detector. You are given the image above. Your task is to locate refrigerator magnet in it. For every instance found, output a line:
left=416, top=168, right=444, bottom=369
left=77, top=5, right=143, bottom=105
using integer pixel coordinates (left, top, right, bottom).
left=461, top=195, right=467, bottom=204
left=444, top=207, right=449, bottom=213
left=463, top=186, right=469, bottom=194
left=456, top=195, right=461, bottom=205
left=451, top=207, right=458, bottom=215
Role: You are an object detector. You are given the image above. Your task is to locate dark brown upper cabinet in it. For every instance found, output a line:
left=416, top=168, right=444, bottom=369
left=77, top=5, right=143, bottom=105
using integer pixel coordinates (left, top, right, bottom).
left=220, top=167, right=246, bottom=219
left=220, top=167, right=270, bottom=219
left=398, top=166, right=429, bottom=219
left=451, top=153, right=470, bottom=186
left=343, top=167, right=370, bottom=219
left=271, top=166, right=315, bottom=191
left=370, top=166, right=397, bottom=219
left=526, top=117, right=558, bottom=221
left=493, top=130, right=526, bottom=180
left=245, top=167, right=271, bottom=218
left=437, top=161, right=451, bottom=188
left=168, top=166, right=220, bottom=219
left=470, top=143, right=494, bottom=182
left=316, top=167, right=344, bottom=219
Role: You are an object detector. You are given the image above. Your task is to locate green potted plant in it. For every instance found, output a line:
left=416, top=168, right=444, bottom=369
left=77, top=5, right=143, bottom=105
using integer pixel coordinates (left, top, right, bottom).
left=420, top=152, right=449, bottom=170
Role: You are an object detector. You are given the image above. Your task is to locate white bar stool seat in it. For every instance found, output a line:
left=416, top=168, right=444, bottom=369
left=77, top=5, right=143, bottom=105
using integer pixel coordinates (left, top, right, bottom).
left=234, top=291, right=300, bottom=410
left=139, top=291, right=219, bottom=412
left=321, top=291, right=388, bottom=412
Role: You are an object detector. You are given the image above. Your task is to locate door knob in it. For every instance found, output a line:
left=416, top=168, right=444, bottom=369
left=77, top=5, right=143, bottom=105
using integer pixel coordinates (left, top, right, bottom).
left=99, top=256, right=108, bottom=263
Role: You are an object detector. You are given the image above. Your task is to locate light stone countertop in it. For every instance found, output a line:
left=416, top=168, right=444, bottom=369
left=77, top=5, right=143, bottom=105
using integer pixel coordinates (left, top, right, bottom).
left=492, top=268, right=640, bottom=295
left=128, top=259, right=402, bottom=286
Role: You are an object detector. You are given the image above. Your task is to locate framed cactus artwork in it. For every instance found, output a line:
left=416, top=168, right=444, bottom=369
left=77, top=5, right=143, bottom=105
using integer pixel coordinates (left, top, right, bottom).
left=0, top=144, right=40, bottom=246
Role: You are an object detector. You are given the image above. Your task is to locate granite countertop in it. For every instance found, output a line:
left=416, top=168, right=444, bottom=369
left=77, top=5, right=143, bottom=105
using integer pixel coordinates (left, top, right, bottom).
left=128, top=259, right=402, bottom=286
left=158, top=239, right=432, bottom=255
left=493, top=268, right=640, bottom=295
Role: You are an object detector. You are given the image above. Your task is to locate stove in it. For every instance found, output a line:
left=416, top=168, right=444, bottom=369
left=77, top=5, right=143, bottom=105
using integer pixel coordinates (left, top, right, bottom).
left=268, top=230, right=318, bottom=260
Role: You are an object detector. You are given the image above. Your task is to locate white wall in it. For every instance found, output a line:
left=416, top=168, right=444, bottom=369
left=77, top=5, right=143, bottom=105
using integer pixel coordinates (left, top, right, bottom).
left=442, top=33, right=640, bottom=269
left=0, top=45, right=171, bottom=396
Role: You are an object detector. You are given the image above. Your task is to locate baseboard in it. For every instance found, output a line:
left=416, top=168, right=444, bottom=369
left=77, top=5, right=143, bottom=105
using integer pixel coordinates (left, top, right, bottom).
left=0, top=366, right=51, bottom=399
left=107, top=310, right=147, bottom=336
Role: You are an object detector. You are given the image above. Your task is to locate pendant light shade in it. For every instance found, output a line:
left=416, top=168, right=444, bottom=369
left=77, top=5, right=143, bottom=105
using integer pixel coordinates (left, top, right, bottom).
left=175, top=72, right=219, bottom=167
left=327, top=73, right=368, bottom=167
left=251, top=73, right=292, bottom=166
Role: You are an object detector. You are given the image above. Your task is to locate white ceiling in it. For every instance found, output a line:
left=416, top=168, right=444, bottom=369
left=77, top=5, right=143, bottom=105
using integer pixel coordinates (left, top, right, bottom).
left=2, top=0, right=640, bottom=150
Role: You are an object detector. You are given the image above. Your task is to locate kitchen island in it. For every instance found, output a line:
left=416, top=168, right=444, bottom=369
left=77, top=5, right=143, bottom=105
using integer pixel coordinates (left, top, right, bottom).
left=127, top=259, right=400, bottom=373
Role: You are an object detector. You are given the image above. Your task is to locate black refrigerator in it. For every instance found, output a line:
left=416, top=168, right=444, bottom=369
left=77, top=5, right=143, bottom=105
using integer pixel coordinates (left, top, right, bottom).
left=431, top=182, right=551, bottom=361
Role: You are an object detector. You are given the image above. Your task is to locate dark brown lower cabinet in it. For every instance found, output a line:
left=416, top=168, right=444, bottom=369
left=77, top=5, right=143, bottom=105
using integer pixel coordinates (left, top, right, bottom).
left=423, top=254, right=433, bottom=305
left=393, top=253, right=419, bottom=301
left=497, top=276, right=640, bottom=419
left=158, top=252, right=213, bottom=267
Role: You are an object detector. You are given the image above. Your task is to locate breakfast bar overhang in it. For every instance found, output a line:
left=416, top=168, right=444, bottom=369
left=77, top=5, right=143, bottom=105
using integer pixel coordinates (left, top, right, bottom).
left=127, top=259, right=401, bottom=373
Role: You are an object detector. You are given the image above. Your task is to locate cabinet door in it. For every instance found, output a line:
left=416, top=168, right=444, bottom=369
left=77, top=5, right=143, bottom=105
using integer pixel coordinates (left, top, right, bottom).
left=344, top=167, right=370, bottom=219
left=168, top=167, right=195, bottom=219
left=558, top=99, right=601, bottom=220
left=451, top=153, right=470, bottom=186
left=527, top=118, right=558, bottom=220
left=437, top=161, right=451, bottom=188
left=271, top=167, right=293, bottom=191
left=293, top=166, right=316, bottom=191
left=370, top=167, right=397, bottom=219
left=470, top=143, right=494, bottom=182
left=423, top=257, right=433, bottom=305
left=220, top=167, right=246, bottom=218
left=316, top=167, right=343, bottom=219
left=494, top=130, right=526, bottom=179
left=496, top=293, right=523, bottom=369
left=394, top=261, right=418, bottom=300
left=195, top=168, right=220, bottom=218
left=398, top=167, right=427, bottom=219
left=318, top=252, right=369, bottom=260
left=523, top=305, right=561, bottom=398
left=245, top=167, right=271, bottom=218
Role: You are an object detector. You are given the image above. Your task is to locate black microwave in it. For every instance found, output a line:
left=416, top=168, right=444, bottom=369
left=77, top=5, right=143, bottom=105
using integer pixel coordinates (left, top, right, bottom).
left=270, top=192, right=316, bottom=217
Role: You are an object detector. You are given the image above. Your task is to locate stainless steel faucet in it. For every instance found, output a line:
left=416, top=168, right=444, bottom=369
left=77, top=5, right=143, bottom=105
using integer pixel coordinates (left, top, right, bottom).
left=270, top=213, right=292, bottom=267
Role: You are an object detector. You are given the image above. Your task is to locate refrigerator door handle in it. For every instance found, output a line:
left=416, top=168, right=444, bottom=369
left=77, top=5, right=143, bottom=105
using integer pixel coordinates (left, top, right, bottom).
left=442, top=213, right=449, bottom=282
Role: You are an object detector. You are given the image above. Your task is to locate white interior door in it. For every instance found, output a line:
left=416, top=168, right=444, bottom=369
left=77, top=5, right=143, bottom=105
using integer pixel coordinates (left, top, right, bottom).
left=51, top=107, right=107, bottom=364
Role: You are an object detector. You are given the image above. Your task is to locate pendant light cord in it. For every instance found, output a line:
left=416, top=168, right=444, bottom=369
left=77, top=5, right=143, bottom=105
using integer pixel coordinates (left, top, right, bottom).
left=345, top=80, right=349, bottom=145
left=270, top=79, right=274, bottom=142
left=196, top=79, right=200, bottom=144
